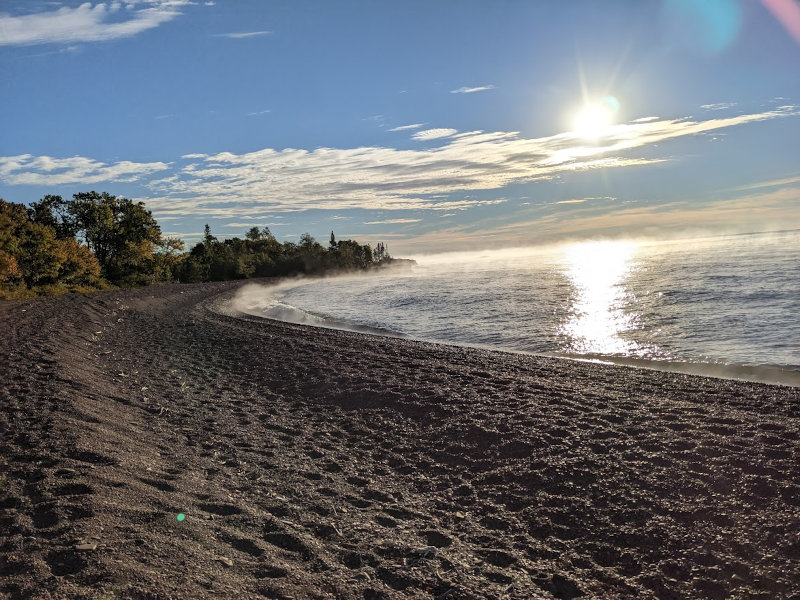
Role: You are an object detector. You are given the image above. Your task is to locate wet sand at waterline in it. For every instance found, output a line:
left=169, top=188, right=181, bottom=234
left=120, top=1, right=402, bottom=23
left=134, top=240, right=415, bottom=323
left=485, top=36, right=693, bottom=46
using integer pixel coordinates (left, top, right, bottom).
left=1, top=280, right=798, bottom=599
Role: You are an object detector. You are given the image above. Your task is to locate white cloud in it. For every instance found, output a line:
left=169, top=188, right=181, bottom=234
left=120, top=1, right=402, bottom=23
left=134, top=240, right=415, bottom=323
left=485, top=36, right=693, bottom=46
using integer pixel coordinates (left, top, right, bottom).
left=701, top=102, right=738, bottom=111
left=450, top=85, right=496, bottom=94
left=412, top=128, right=458, bottom=141
left=394, top=188, right=800, bottom=254
left=213, top=31, right=272, bottom=39
left=0, top=1, right=190, bottom=46
left=225, top=222, right=283, bottom=228
left=142, top=106, right=796, bottom=215
left=0, top=154, right=168, bottom=185
left=555, top=196, right=616, bottom=205
left=247, top=109, right=271, bottom=116
left=5, top=106, right=797, bottom=221
left=388, top=123, right=424, bottom=132
left=632, top=116, right=659, bottom=123
left=724, top=175, right=800, bottom=193
left=364, top=218, right=423, bottom=225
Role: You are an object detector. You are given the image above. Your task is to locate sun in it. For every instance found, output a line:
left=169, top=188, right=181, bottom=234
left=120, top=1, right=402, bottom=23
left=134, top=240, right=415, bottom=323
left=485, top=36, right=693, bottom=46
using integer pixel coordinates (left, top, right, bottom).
left=573, top=103, right=614, bottom=138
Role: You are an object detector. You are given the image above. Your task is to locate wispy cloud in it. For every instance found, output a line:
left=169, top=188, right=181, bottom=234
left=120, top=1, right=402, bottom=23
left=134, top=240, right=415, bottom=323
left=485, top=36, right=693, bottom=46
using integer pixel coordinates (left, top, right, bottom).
left=723, top=174, right=800, bottom=193
left=247, top=109, right=271, bottom=116
left=213, top=31, right=272, bottom=39
left=701, top=102, right=738, bottom=111
left=0, top=154, right=168, bottom=185
left=388, top=123, right=424, bottom=132
left=0, top=1, right=191, bottom=47
left=225, top=222, right=283, bottom=228
left=450, top=85, right=496, bottom=94
left=364, top=218, right=423, bottom=225
left=5, top=106, right=798, bottom=221
left=412, top=128, right=458, bottom=141
left=396, top=188, right=800, bottom=253
left=555, top=196, right=616, bottom=205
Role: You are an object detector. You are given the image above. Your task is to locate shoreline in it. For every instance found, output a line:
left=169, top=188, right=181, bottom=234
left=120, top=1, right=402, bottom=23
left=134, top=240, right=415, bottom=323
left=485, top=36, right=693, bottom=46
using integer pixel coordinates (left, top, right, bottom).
left=233, top=280, right=800, bottom=389
left=1, top=280, right=798, bottom=599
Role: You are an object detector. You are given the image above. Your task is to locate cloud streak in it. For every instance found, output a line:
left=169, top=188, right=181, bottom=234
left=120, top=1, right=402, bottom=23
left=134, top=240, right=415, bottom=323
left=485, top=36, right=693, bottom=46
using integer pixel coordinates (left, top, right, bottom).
left=0, top=154, right=168, bottom=185
left=364, top=218, right=423, bottom=225
left=0, top=1, right=191, bottom=47
left=701, top=102, right=738, bottom=111
left=450, top=85, right=496, bottom=94
left=213, top=31, right=272, bottom=39
left=388, top=123, right=424, bottom=132
left=412, top=128, right=458, bottom=141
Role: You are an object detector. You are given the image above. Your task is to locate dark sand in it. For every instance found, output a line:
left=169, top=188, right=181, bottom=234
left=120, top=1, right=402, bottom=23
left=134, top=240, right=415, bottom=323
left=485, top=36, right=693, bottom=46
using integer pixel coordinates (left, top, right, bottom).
left=1, top=281, right=798, bottom=599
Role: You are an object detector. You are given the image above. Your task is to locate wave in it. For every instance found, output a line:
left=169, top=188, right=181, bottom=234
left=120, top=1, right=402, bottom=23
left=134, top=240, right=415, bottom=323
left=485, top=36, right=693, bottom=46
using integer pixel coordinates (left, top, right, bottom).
left=555, top=353, right=800, bottom=388
left=229, top=281, right=402, bottom=338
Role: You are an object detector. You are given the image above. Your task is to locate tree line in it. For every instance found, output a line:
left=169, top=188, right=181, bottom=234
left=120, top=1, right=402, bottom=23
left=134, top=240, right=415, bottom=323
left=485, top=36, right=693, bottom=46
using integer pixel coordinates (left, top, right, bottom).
left=0, top=191, right=399, bottom=298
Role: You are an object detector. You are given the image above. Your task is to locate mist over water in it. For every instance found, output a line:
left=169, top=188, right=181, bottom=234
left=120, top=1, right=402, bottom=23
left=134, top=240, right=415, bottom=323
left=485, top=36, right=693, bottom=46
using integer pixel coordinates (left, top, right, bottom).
left=236, top=230, right=800, bottom=385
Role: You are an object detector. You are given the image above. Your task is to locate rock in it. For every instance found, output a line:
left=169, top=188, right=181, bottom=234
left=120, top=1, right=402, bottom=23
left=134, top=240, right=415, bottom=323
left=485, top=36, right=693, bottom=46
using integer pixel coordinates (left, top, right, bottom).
left=216, top=556, right=234, bottom=567
left=74, top=543, right=97, bottom=551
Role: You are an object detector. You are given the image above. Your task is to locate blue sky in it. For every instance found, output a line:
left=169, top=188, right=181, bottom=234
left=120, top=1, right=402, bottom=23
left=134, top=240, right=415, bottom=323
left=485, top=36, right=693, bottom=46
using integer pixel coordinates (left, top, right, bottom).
left=1, top=0, right=799, bottom=253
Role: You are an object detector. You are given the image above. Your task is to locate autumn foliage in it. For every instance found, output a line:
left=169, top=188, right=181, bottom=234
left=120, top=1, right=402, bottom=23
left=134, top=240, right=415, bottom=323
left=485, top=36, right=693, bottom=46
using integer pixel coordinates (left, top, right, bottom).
left=1, top=192, right=398, bottom=299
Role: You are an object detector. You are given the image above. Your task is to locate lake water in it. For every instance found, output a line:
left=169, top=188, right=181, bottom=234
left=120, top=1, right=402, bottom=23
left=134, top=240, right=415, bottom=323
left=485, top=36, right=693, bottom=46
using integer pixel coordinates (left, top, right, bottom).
left=235, top=230, right=800, bottom=386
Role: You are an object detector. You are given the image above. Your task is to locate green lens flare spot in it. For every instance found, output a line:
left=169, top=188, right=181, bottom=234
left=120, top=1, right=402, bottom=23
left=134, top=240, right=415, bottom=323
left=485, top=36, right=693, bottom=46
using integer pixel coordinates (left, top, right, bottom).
left=177, top=513, right=186, bottom=522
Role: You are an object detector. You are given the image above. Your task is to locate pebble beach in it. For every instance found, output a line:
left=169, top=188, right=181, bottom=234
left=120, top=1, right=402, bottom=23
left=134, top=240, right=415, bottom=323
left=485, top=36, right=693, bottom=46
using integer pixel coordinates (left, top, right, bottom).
left=1, top=280, right=798, bottom=599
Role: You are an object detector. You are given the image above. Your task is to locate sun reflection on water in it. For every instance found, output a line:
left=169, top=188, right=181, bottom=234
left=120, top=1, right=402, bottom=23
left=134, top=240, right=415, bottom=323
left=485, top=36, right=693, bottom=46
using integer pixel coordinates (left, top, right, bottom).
left=559, top=240, right=644, bottom=356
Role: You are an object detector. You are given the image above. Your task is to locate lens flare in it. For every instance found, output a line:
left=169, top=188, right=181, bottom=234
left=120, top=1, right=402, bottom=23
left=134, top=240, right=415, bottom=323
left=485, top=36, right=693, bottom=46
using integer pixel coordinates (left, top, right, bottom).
left=573, top=104, right=613, bottom=138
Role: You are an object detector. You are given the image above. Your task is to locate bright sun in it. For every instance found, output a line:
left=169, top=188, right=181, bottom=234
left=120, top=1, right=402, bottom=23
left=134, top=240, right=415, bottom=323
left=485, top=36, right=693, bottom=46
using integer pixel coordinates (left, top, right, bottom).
left=573, top=104, right=614, bottom=138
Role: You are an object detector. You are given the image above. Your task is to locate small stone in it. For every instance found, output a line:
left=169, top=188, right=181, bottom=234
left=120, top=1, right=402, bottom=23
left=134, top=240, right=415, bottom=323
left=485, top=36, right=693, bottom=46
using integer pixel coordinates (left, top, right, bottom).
left=454, top=511, right=466, bottom=519
left=216, top=556, right=233, bottom=567
left=74, top=542, right=98, bottom=551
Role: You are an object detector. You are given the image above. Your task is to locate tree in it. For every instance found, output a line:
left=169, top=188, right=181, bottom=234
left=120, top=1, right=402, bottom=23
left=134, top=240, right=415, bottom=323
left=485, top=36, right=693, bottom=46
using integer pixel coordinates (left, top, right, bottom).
left=0, top=199, right=102, bottom=293
left=329, top=230, right=337, bottom=249
left=0, top=200, right=27, bottom=290
left=261, top=226, right=276, bottom=242
left=68, top=191, right=163, bottom=285
left=203, top=223, right=217, bottom=246
left=299, top=232, right=317, bottom=250
left=57, top=237, right=102, bottom=286
left=27, top=194, right=77, bottom=239
left=245, top=226, right=262, bottom=241
left=152, top=237, right=185, bottom=282
left=373, top=241, right=390, bottom=263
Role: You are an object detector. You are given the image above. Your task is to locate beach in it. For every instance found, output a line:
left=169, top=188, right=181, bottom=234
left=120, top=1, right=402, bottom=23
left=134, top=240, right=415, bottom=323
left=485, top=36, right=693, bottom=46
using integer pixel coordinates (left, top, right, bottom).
left=1, top=280, right=798, bottom=599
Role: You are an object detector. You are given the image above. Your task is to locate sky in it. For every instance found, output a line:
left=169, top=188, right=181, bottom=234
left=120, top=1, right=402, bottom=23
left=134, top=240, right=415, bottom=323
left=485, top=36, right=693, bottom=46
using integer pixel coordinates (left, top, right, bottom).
left=1, top=0, right=799, bottom=253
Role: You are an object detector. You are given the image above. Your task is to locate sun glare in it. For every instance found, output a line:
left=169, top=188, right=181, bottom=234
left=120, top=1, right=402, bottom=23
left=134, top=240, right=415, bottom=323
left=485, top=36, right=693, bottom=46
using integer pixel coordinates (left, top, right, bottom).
left=573, top=104, right=614, bottom=138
